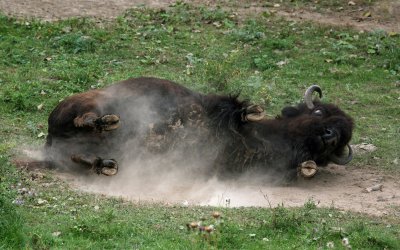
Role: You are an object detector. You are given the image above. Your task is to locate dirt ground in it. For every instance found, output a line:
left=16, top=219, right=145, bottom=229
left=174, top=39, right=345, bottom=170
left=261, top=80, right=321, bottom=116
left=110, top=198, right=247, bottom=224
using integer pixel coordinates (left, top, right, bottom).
left=59, top=163, right=400, bottom=217
left=22, top=143, right=400, bottom=217
left=5, top=0, right=400, bottom=216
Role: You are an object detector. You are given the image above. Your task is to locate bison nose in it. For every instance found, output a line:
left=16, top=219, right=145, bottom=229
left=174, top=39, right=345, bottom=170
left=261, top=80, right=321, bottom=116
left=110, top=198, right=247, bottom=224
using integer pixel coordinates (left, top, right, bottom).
left=322, top=128, right=337, bottom=147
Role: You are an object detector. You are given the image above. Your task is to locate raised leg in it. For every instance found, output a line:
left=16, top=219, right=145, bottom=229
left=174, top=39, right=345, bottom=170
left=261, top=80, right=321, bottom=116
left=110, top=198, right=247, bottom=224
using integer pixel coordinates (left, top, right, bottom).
left=73, top=112, right=120, bottom=132
left=71, top=154, right=118, bottom=176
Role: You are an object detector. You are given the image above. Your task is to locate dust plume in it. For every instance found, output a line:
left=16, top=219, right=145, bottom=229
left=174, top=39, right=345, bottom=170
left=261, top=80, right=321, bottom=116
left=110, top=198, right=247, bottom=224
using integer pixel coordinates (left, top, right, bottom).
left=20, top=83, right=400, bottom=216
left=21, top=137, right=400, bottom=217
left=34, top=85, right=284, bottom=207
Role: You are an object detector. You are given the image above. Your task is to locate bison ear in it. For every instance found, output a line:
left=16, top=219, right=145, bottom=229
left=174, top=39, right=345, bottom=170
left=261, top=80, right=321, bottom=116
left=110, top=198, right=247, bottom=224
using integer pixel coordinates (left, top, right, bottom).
left=242, top=105, right=265, bottom=122
left=281, top=106, right=300, bottom=118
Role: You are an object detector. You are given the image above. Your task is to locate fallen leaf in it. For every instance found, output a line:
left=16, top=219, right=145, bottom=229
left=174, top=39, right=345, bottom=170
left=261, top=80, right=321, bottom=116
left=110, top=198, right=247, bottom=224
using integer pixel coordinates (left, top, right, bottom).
left=351, top=143, right=377, bottom=153
left=37, top=103, right=44, bottom=110
left=342, top=238, right=350, bottom=247
left=364, top=184, right=383, bottom=193
left=212, top=211, right=221, bottom=219
left=62, top=26, right=72, bottom=33
left=37, top=132, right=45, bottom=138
left=363, top=11, right=371, bottom=17
left=348, top=1, right=356, bottom=6
left=181, top=200, right=189, bottom=207
left=52, top=231, right=61, bottom=237
left=327, top=241, right=335, bottom=248
left=212, top=22, right=221, bottom=28
left=276, top=60, right=288, bottom=67
left=37, top=198, right=47, bottom=205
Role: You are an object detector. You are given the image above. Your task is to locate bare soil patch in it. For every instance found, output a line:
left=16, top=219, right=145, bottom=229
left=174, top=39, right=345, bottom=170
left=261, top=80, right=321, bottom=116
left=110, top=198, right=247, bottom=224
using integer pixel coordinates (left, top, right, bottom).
left=275, top=2, right=400, bottom=33
left=0, top=0, right=399, bottom=32
left=50, top=164, right=400, bottom=217
left=0, top=0, right=173, bottom=21
left=18, top=148, right=400, bottom=216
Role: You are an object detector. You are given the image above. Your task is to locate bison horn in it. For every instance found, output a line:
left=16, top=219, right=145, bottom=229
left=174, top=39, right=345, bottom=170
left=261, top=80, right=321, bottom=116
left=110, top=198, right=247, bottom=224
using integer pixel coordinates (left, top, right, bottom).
left=243, top=105, right=265, bottom=122
left=304, top=85, right=323, bottom=109
left=329, top=144, right=353, bottom=165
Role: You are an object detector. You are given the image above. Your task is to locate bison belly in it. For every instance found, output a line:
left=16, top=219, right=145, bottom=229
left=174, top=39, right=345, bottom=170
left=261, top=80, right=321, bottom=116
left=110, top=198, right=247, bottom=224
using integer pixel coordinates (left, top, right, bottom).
left=45, top=78, right=215, bottom=176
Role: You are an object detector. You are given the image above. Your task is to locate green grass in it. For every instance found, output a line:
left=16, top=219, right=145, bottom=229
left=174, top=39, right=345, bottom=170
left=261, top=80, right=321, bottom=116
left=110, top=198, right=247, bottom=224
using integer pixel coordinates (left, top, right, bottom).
left=0, top=2, right=399, bottom=249
left=1, top=159, right=399, bottom=249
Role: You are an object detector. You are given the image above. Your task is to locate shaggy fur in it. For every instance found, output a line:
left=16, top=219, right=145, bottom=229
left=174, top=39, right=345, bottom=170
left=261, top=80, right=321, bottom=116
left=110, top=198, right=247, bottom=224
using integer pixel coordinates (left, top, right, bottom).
left=46, top=77, right=354, bottom=180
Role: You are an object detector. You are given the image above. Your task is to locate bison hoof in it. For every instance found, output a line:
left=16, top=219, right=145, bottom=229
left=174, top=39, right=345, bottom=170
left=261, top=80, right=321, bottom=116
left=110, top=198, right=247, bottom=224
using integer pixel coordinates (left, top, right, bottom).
left=98, top=115, right=120, bottom=131
left=99, top=159, right=118, bottom=176
left=299, top=160, right=318, bottom=178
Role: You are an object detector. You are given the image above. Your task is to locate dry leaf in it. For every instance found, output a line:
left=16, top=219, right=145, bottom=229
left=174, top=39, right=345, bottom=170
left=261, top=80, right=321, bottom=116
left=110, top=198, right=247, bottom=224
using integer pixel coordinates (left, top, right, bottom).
left=363, top=11, right=371, bottom=17
left=212, top=22, right=221, bottom=28
left=52, top=231, right=61, bottom=237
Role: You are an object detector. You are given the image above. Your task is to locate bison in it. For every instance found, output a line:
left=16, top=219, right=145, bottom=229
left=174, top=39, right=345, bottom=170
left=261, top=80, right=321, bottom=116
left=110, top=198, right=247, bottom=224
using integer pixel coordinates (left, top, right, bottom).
left=45, top=77, right=354, bottom=181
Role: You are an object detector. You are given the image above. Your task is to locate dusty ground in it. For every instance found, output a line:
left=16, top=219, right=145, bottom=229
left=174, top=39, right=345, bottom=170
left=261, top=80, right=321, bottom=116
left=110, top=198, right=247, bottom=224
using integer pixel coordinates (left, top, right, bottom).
left=5, top=0, right=400, bottom=216
left=57, top=163, right=400, bottom=217
left=21, top=145, right=400, bottom=217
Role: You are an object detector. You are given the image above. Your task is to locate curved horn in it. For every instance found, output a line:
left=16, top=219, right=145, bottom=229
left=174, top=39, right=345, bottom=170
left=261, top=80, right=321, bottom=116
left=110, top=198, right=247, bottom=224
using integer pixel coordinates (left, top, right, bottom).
left=329, top=144, right=353, bottom=165
left=304, top=85, right=323, bottom=109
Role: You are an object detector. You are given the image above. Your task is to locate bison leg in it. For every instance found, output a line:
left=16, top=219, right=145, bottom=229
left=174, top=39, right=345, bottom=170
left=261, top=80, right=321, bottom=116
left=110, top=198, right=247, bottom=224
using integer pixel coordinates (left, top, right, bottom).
left=71, top=154, right=118, bottom=176
left=73, top=112, right=120, bottom=131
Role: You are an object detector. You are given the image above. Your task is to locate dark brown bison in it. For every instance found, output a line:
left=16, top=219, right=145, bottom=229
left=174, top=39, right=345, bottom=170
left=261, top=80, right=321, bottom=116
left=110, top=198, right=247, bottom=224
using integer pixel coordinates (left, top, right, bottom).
left=45, top=77, right=353, bottom=180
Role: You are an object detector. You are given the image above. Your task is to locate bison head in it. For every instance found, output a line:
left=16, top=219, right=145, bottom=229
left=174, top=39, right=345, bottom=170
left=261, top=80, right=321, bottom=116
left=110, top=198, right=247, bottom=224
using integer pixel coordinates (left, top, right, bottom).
left=217, top=84, right=354, bottom=181
left=280, top=85, right=354, bottom=166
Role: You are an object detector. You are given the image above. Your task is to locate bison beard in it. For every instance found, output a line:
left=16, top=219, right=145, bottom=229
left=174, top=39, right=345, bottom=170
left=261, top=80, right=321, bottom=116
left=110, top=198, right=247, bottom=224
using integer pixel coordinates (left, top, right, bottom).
left=45, top=77, right=354, bottom=181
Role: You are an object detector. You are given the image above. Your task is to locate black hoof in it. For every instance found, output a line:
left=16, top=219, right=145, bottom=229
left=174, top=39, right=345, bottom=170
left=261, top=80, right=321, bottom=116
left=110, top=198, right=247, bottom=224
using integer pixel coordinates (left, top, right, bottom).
left=97, top=115, right=120, bottom=131
left=98, top=159, right=118, bottom=176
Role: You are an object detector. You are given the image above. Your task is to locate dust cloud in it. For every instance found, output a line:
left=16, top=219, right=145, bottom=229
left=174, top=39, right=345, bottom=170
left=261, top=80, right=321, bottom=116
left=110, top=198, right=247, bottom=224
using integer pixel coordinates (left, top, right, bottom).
left=36, top=87, right=289, bottom=208
left=22, top=144, right=400, bottom=217
left=53, top=162, right=400, bottom=217
left=21, top=85, right=400, bottom=216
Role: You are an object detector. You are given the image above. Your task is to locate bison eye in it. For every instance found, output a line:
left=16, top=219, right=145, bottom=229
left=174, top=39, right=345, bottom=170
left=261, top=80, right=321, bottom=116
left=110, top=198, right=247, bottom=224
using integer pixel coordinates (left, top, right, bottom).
left=313, top=109, right=323, bottom=116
